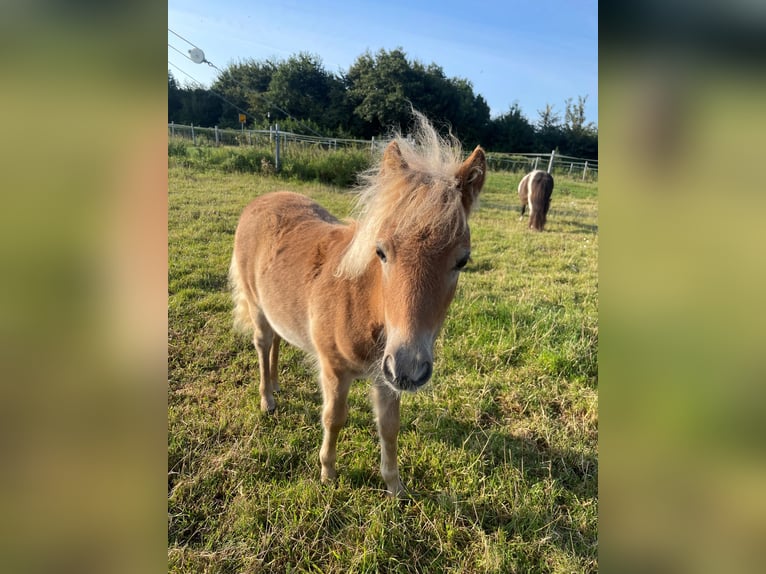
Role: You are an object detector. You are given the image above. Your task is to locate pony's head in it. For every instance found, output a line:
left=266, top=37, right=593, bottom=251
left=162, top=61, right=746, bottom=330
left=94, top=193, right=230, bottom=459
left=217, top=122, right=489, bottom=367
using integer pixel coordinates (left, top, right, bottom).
left=337, top=113, right=486, bottom=392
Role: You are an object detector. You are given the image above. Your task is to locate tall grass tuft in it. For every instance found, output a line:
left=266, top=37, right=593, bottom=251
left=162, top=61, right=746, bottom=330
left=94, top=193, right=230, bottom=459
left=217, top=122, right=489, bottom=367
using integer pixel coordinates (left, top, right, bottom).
left=168, top=137, right=188, bottom=157
left=168, top=142, right=372, bottom=187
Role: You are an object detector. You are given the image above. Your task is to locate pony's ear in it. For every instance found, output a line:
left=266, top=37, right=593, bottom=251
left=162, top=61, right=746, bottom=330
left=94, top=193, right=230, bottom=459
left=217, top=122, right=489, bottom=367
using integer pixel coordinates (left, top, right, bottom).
left=381, top=140, right=407, bottom=174
left=457, top=146, right=486, bottom=216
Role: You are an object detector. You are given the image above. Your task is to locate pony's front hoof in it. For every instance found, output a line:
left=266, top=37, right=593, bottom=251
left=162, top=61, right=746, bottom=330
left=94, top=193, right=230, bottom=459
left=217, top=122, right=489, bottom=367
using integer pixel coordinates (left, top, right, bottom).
left=320, top=468, right=337, bottom=484
left=260, top=397, right=276, bottom=414
left=385, top=479, right=408, bottom=499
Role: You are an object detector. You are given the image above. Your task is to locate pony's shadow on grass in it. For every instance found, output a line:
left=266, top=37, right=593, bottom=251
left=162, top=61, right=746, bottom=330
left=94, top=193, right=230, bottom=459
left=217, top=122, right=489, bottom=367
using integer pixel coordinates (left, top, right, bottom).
left=439, top=415, right=595, bottom=491
left=502, top=209, right=596, bottom=234
left=345, top=466, right=384, bottom=492
left=554, top=218, right=598, bottom=234
left=416, top=415, right=597, bottom=537
left=547, top=208, right=598, bottom=234
left=479, top=200, right=522, bottom=214
left=462, top=259, right=493, bottom=274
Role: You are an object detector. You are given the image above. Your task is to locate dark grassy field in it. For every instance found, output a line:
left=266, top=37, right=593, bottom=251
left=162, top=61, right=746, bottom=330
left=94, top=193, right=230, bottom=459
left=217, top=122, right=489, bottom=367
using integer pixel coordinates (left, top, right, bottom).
left=168, top=163, right=598, bottom=573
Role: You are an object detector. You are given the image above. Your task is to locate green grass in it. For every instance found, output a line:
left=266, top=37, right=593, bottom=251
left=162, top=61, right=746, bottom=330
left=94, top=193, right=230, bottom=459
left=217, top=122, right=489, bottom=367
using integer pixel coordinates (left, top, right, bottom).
left=168, top=165, right=598, bottom=573
left=168, top=138, right=373, bottom=187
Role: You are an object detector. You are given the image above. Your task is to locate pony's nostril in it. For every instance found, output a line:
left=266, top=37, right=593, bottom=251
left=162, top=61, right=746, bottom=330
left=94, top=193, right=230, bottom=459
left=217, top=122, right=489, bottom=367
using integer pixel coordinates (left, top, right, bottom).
left=382, top=355, right=395, bottom=381
left=414, top=361, right=433, bottom=386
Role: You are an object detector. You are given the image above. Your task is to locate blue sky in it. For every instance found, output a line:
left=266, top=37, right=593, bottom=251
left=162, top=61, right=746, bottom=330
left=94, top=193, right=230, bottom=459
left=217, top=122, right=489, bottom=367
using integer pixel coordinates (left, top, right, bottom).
left=168, top=0, right=597, bottom=126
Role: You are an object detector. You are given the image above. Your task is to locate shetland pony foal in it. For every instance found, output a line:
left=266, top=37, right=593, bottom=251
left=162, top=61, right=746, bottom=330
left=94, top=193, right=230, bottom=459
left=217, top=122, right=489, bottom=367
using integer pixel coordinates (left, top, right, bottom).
left=229, top=118, right=486, bottom=496
left=519, top=170, right=554, bottom=231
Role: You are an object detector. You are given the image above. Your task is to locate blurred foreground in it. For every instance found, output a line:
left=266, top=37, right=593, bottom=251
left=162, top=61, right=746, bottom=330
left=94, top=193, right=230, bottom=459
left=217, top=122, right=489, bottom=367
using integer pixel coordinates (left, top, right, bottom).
left=0, top=2, right=166, bottom=572
left=601, top=2, right=766, bottom=572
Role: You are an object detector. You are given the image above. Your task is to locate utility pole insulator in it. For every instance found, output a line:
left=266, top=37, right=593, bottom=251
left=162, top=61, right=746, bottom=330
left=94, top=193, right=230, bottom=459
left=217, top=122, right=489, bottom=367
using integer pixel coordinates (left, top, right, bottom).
left=188, top=47, right=206, bottom=64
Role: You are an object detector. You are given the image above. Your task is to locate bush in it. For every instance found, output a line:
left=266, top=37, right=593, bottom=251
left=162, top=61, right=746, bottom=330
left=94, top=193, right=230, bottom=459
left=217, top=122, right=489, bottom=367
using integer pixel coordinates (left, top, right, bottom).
left=220, top=148, right=274, bottom=174
left=168, top=138, right=188, bottom=157
left=281, top=148, right=371, bottom=186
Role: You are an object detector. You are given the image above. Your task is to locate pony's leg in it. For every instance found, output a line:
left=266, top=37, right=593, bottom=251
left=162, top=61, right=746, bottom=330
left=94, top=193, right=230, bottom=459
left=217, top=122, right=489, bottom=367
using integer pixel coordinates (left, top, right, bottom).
left=520, top=202, right=526, bottom=216
left=269, top=334, right=281, bottom=393
left=372, top=381, right=404, bottom=497
left=251, top=311, right=276, bottom=413
left=318, top=367, right=351, bottom=483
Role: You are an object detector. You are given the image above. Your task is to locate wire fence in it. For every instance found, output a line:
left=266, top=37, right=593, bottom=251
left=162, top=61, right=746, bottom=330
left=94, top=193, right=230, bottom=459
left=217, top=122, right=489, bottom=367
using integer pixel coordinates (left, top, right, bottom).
left=485, top=151, right=598, bottom=181
left=168, top=122, right=598, bottom=181
left=168, top=122, right=385, bottom=151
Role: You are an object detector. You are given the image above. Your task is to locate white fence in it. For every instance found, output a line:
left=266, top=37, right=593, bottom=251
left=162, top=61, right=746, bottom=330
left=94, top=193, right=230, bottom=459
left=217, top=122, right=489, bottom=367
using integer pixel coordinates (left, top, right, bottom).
left=168, top=122, right=385, bottom=152
left=486, top=151, right=598, bottom=181
left=168, top=123, right=597, bottom=181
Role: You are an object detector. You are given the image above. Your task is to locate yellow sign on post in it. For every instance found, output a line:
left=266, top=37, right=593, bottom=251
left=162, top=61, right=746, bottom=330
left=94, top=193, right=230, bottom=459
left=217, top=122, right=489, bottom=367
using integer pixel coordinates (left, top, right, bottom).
left=238, top=113, right=246, bottom=123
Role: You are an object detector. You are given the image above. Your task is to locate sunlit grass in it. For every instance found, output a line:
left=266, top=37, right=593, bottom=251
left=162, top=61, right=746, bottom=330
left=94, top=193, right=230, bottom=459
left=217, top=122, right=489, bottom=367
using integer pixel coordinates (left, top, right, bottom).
left=168, top=165, right=598, bottom=573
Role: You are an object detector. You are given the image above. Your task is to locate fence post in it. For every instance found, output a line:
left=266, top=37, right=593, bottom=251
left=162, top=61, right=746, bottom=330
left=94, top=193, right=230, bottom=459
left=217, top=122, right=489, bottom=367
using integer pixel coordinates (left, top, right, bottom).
left=170, top=121, right=175, bottom=138
left=547, top=150, right=555, bottom=174
left=533, top=156, right=539, bottom=171
left=568, top=163, right=573, bottom=176
left=371, top=136, right=375, bottom=153
left=214, top=126, right=219, bottom=146
left=582, top=161, right=588, bottom=181
left=275, top=124, right=280, bottom=172
left=191, top=123, right=196, bottom=146
left=247, top=130, right=252, bottom=146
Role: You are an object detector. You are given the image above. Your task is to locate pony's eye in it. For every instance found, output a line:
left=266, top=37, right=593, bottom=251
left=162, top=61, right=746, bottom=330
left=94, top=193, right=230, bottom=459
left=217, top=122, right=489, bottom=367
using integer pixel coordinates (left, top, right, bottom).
left=375, top=245, right=387, bottom=262
left=455, top=254, right=470, bottom=270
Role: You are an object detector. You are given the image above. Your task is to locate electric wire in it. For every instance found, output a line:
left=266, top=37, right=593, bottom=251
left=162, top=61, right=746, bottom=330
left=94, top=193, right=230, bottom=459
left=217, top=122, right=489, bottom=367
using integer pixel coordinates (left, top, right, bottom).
left=168, top=43, right=193, bottom=62
left=168, top=28, right=325, bottom=137
left=168, top=61, right=252, bottom=120
left=168, top=28, right=205, bottom=54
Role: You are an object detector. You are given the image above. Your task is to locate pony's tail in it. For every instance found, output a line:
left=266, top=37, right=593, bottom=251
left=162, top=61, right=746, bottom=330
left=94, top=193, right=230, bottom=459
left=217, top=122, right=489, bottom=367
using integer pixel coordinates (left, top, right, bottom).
left=229, top=252, right=253, bottom=335
left=529, top=207, right=547, bottom=231
left=528, top=172, right=554, bottom=231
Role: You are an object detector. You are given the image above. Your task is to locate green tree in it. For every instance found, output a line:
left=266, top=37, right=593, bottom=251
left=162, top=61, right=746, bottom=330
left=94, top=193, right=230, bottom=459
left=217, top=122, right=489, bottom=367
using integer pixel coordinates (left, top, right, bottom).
left=562, top=95, right=598, bottom=159
left=168, top=71, right=182, bottom=122
left=177, top=86, right=224, bottom=127
left=211, top=58, right=277, bottom=128
left=488, top=103, right=536, bottom=152
left=535, top=103, right=564, bottom=153
left=564, top=95, right=592, bottom=133
left=346, top=48, right=491, bottom=144
left=346, top=48, right=415, bottom=137
left=445, top=77, right=491, bottom=148
left=264, top=53, right=347, bottom=133
left=407, top=63, right=490, bottom=147
left=166, top=49, right=597, bottom=158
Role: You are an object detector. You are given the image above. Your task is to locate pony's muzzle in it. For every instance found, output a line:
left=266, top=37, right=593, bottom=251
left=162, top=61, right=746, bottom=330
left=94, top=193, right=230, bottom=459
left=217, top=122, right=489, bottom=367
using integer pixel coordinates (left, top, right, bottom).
left=382, top=350, right=433, bottom=391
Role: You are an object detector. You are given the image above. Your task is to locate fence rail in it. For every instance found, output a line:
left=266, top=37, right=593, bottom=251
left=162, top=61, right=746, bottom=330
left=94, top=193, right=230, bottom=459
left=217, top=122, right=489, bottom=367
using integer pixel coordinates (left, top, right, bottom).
left=168, top=123, right=597, bottom=181
left=485, top=151, right=598, bottom=181
left=168, top=122, right=386, bottom=151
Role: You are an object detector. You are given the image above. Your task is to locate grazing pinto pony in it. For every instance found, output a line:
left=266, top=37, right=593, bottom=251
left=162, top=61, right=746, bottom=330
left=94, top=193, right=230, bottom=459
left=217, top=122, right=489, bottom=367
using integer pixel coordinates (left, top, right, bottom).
left=518, top=169, right=554, bottom=231
left=229, top=114, right=486, bottom=496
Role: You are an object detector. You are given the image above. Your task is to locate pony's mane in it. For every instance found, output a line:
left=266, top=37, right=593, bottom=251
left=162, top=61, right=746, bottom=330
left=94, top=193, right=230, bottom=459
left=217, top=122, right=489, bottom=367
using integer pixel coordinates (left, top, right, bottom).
left=336, top=112, right=468, bottom=278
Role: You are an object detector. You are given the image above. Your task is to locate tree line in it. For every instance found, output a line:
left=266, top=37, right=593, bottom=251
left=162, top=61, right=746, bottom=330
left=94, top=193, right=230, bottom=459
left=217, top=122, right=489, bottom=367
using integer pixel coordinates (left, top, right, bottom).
left=168, top=48, right=597, bottom=159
